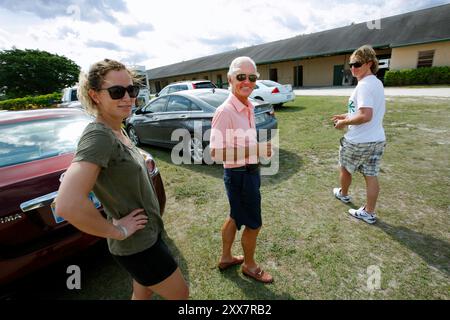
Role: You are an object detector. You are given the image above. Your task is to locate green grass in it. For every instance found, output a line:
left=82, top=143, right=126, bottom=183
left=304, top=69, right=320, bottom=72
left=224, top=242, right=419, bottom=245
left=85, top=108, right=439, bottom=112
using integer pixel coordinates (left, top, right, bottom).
left=143, top=95, right=450, bottom=299
left=11, top=95, right=449, bottom=300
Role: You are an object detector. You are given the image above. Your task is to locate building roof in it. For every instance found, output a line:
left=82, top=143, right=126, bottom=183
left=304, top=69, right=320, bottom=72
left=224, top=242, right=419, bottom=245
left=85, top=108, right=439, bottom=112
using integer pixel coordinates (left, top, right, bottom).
left=147, top=4, right=450, bottom=80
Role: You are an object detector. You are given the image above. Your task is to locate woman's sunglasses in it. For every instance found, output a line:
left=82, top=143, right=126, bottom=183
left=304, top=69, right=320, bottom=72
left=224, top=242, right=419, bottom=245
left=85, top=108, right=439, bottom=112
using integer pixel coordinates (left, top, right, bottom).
left=99, top=85, right=140, bottom=100
left=236, top=74, right=258, bottom=82
left=349, top=62, right=364, bottom=69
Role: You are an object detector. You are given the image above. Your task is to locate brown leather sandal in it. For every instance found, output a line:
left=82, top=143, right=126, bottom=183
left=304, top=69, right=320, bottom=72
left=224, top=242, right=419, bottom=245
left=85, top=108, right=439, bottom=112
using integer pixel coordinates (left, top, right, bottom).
left=218, top=255, right=244, bottom=271
left=242, top=265, right=274, bottom=283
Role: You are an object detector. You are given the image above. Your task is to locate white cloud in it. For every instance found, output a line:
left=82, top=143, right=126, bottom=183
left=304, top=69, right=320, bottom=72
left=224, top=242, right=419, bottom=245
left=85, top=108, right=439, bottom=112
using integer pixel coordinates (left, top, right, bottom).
left=0, top=0, right=448, bottom=71
left=0, top=0, right=127, bottom=23
left=85, top=40, right=122, bottom=51
left=119, top=23, right=154, bottom=37
left=0, top=28, right=11, bottom=49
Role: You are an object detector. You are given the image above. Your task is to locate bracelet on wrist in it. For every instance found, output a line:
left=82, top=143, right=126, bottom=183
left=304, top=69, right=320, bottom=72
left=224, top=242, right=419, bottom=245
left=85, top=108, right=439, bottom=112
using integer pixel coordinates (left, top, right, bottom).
left=116, top=225, right=128, bottom=239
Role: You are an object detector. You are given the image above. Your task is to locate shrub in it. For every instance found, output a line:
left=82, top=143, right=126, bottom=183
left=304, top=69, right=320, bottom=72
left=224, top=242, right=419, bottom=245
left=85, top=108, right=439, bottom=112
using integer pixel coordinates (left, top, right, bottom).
left=384, top=66, right=450, bottom=86
left=0, top=92, right=62, bottom=111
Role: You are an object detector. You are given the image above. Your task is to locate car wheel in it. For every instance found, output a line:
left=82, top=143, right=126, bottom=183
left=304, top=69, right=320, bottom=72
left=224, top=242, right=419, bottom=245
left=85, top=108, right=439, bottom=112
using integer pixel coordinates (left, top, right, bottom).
left=189, top=136, right=204, bottom=163
left=128, top=126, right=141, bottom=146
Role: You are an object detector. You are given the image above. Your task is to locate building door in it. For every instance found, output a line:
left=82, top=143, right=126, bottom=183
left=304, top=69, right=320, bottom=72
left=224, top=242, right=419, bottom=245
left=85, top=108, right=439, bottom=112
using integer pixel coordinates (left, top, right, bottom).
left=333, top=65, right=344, bottom=86
left=293, top=66, right=303, bottom=87
left=216, top=74, right=223, bottom=88
left=155, top=81, right=161, bottom=93
left=269, top=68, right=278, bottom=82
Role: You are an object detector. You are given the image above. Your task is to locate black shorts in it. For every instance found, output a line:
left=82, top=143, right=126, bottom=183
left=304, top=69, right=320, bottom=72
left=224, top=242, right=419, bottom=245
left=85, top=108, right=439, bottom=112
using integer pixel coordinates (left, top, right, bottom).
left=111, top=234, right=178, bottom=286
left=224, top=166, right=262, bottom=231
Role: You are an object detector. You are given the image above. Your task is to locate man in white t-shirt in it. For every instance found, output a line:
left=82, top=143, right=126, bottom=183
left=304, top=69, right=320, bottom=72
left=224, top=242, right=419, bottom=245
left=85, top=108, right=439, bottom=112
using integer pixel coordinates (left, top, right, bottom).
left=332, top=45, right=386, bottom=224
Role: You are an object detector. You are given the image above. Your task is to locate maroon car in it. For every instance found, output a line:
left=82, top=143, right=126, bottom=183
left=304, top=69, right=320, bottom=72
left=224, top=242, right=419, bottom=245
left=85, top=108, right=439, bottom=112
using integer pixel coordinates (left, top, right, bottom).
left=0, top=108, right=166, bottom=286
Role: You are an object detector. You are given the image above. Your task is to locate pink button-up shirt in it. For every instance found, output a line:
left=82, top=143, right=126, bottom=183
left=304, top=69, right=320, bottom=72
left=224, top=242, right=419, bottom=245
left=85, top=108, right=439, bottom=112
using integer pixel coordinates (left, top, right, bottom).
left=210, top=93, right=258, bottom=168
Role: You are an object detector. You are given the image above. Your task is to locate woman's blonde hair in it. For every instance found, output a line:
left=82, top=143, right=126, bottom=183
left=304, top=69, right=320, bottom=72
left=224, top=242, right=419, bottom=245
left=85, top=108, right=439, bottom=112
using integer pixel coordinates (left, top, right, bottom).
left=77, top=59, right=135, bottom=115
left=350, top=45, right=379, bottom=74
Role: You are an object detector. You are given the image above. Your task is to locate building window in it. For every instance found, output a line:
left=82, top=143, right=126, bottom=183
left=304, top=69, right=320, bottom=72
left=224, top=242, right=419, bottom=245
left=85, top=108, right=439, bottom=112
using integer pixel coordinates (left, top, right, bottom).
left=417, top=50, right=435, bottom=68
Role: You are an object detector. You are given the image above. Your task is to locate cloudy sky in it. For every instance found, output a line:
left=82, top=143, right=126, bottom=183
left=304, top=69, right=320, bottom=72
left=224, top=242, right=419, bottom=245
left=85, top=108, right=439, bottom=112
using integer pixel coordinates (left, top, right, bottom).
left=0, top=0, right=448, bottom=71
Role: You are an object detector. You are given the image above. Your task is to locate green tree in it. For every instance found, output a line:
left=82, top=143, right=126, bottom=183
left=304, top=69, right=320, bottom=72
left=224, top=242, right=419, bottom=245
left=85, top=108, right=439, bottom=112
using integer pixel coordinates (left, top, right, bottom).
left=0, top=48, right=80, bottom=99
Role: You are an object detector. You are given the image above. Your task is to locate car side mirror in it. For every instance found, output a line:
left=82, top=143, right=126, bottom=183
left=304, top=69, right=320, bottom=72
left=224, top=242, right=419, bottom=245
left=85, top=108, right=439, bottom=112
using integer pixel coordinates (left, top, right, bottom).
left=135, top=108, right=143, bottom=115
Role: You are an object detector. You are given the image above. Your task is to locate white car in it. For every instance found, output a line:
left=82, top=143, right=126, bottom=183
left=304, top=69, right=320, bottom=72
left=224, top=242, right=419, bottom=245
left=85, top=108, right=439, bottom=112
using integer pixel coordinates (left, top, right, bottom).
left=156, top=80, right=216, bottom=97
left=250, top=80, right=295, bottom=106
left=58, top=86, right=81, bottom=108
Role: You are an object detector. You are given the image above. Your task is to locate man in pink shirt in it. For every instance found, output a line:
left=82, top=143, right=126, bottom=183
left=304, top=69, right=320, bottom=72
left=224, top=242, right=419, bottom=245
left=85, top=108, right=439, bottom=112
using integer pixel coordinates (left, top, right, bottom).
left=210, top=56, right=273, bottom=284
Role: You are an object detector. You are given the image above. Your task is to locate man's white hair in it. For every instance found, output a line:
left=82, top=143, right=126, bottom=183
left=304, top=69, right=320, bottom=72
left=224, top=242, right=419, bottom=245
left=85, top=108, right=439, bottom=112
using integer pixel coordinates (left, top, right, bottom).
left=227, top=56, right=260, bottom=77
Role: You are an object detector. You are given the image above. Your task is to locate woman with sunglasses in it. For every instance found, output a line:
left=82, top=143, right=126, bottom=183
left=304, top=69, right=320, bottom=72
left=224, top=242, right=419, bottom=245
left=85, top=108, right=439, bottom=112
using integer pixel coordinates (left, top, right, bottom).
left=55, top=59, right=189, bottom=300
left=332, top=45, right=386, bottom=225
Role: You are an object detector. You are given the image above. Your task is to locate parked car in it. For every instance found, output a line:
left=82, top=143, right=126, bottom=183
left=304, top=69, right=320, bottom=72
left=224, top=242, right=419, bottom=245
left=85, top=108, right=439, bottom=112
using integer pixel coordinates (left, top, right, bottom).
left=126, top=88, right=277, bottom=163
left=0, top=108, right=166, bottom=286
left=250, top=80, right=295, bottom=106
left=58, top=86, right=82, bottom=108
left=156, top=80, right=217, bottom=97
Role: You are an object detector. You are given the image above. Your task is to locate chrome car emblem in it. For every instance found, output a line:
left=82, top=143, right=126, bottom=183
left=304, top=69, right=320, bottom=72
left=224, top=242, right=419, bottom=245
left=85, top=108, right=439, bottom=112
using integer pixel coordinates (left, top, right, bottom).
left=0, top=213, right=24, bottom=224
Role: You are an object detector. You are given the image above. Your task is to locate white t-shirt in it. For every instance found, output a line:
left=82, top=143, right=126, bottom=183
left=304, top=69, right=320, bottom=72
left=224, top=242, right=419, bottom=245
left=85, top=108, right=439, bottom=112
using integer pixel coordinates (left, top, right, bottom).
left=345, top=75, right=386, bottom=143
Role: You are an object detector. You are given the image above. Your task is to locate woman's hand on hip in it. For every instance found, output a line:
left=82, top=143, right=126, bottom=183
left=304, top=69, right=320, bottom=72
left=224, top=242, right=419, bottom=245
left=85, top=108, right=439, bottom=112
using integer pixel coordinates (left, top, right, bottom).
left=113, top=208, right=148, bottom=240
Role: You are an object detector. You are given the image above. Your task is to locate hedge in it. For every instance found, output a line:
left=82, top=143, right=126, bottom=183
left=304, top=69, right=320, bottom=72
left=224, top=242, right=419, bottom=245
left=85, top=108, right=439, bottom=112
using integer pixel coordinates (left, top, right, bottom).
left=0, top=92, right=62, bottom=111
left=384, top=66, right=450, bottom=86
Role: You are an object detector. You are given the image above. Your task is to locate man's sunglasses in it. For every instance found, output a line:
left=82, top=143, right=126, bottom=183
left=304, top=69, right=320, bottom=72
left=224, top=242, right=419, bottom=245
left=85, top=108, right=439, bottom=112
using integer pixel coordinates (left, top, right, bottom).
left=99, top=85, right=140, bottom=100
left=236, top=74, right=258, bottom=82
left=349, top=62, right=364, bottom=68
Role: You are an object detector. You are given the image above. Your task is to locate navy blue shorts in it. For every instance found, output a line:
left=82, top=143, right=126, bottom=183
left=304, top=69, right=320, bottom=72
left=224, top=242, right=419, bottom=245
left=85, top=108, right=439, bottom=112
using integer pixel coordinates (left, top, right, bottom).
left=111, top=233, right=178, bottom=287
left=224, top=166, right=262, bottom=230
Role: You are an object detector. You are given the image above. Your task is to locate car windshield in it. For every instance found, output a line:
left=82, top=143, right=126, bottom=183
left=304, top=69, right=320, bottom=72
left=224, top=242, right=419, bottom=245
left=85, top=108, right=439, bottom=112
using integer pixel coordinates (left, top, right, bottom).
left=0, top=115, right=91, bottom=167
left=191, top=90, right=264, bottom=108
left=194, top=91, right=230, bottom=108
left=71, top=89, right=78, bottom=101
left=194, top=82, right=216, bottom=89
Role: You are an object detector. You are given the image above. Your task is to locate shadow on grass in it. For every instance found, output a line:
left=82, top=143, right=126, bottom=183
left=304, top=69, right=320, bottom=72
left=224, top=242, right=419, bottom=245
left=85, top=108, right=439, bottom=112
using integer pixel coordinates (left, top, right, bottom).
left=161, top=230, right=190, bottom=287
left=146, top=146, right=303, bottom=185
left=1, top=240, right=129, bottom=300
left=218, top=267, right=294, bottom=300
left=375, top=220, right=450, bottom=276
left=2, top=232, right=190, bottom=300
left=343, top=202, right=359, bottom=210
left=273, top=105, right=306, bottom=113
left=338, top=203, right=450, bottom=277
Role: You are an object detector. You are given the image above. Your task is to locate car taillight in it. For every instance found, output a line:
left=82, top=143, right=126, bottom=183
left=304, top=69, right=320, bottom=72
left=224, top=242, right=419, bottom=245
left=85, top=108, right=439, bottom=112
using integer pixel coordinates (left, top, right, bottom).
left=269, top=110, right=275, bottom=116
left=271, top=87, right=280, bottom=94
left=145, top=157, right=156, bottom=174
left=192, top=83, right=196, bottom=89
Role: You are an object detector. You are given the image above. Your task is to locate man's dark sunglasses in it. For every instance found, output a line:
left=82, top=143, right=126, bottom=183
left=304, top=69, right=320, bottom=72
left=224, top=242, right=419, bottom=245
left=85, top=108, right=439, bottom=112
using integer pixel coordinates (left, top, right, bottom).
left=99, top=85, right=140, bottom=100
left=349, top=62, right=364, bottom=68
left=236, top=74, right=258, bottom=82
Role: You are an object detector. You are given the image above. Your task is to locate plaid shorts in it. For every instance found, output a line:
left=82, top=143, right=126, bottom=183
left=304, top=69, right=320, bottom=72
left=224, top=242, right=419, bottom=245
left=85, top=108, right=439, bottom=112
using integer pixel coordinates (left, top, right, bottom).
left=339, top=137, right=386, bottom=176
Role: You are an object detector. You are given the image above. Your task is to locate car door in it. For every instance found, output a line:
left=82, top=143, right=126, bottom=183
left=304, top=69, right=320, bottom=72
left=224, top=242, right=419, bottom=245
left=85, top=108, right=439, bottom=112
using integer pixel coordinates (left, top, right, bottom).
left=159, top=95, right=196, bottom=145
left=134, top=96, right=168, bottom=144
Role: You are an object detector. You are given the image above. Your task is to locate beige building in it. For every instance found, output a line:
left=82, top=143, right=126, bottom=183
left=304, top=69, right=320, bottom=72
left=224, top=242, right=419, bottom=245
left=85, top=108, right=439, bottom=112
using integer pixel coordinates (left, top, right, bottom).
left=147, top=4, right=450, bottom=93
